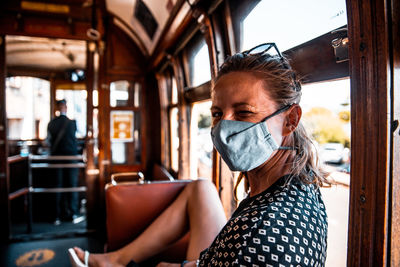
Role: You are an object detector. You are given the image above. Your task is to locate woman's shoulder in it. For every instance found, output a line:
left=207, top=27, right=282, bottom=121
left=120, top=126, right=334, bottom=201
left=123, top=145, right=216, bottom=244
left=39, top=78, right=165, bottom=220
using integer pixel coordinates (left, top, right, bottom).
left=236, top=176, right=325, bottom=215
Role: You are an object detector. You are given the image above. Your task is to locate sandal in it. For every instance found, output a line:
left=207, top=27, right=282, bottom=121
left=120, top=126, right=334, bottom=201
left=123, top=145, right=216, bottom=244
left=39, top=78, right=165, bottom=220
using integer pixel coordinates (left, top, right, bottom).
left=68, top=248, right=89, bottom=267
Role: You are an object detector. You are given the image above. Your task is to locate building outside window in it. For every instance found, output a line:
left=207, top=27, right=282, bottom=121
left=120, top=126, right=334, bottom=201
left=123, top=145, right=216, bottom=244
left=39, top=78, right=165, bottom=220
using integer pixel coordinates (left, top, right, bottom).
left=6, top=76, right=50, bottom=140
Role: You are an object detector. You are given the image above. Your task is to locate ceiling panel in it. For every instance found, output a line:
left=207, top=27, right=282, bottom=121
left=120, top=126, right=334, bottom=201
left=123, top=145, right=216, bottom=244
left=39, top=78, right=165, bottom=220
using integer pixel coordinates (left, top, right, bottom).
left=105, top=0, right=178, bottom=55
left=6, top=35, right=86, bottom=71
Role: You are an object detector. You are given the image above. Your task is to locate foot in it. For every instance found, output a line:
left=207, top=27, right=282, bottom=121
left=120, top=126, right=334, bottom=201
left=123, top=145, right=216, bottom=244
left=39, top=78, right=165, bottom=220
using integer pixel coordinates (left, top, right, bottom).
left=72, top=214, right=86, bottom=224
left=54, top=218, right=61, bottom=226
left=73, top=247, right=125, bottom=267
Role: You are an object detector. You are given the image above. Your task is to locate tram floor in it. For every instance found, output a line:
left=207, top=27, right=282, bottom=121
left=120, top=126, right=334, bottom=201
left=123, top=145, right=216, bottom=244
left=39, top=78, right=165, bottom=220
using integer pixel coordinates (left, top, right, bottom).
left=0, top=235, right=104, bottom=267
left=11, top=218, right=88, bottom=240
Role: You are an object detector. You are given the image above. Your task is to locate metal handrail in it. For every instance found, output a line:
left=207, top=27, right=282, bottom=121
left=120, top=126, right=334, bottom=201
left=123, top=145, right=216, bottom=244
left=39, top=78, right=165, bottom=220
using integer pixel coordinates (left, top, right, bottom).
left=30, top=163, right=86, bottom=169
left=30, top=155, right=85, bottom=161
left=110, top=171, right=145, bottom=185
left=29, top=186, right=87, bottom=193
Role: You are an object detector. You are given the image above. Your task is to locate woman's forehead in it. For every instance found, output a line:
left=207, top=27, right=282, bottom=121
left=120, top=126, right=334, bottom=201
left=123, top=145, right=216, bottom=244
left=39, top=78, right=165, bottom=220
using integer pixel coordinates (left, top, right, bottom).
left=212, top=72, right=274, bottom=106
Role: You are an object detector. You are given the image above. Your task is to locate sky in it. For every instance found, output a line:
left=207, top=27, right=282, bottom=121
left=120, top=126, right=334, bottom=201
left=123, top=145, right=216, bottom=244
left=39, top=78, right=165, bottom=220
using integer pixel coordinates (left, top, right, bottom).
left=241, top=0, right=349, bottom=115
left=241, top=0, right=348, bottom=52
left=301, top=78, right=350, bottom=113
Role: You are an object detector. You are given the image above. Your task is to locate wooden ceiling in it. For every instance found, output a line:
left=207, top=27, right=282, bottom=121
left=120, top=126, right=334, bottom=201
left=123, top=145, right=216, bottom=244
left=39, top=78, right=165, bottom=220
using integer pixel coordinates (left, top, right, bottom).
left=6, top=36, right=86, bottom=71
left=1, top=0, right=190, bottom=72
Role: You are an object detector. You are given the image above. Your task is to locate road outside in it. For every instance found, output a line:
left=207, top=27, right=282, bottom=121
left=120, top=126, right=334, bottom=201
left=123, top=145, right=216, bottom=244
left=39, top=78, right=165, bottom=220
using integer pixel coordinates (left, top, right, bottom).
left=321, top=165, right=350, bottom=267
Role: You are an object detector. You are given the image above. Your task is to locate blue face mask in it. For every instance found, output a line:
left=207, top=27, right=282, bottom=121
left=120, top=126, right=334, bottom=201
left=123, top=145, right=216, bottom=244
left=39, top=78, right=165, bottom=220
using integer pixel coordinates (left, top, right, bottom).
left=211, top=105, right=292, bottom=172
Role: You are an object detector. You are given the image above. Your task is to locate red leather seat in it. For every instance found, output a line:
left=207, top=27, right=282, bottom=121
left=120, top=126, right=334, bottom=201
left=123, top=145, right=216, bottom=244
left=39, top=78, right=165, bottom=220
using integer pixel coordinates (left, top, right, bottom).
left=105, top=180, right=192, bottom=265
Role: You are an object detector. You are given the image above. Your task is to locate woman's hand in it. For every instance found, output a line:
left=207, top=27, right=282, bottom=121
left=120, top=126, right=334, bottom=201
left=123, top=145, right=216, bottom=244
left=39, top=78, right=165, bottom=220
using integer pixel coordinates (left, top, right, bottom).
left=156, top=260, right=197, bottom=267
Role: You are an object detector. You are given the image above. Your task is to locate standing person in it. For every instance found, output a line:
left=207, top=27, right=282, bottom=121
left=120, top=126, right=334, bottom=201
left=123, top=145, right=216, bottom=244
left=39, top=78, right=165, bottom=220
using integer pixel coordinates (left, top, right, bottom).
left=47, top=99, right=79, bottom=225
left=69, top=43, right=329, bottom=266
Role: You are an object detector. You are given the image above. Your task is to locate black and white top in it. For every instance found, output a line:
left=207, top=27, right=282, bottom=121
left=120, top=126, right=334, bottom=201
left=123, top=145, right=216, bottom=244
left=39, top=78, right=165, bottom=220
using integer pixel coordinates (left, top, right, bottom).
left=198, top=176, right=328, bottom=267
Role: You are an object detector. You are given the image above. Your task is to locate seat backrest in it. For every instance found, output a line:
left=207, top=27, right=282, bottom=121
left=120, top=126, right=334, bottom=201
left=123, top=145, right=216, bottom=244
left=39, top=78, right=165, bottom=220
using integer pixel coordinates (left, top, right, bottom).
left=105, top=180, right=192, bottom=252
left=151, top=164, right=174, bottom=181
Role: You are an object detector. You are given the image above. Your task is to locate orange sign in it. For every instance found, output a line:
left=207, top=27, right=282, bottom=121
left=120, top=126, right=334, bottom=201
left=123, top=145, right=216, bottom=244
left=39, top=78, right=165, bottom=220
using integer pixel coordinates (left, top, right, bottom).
left=111, top=111, right=134, bottom=142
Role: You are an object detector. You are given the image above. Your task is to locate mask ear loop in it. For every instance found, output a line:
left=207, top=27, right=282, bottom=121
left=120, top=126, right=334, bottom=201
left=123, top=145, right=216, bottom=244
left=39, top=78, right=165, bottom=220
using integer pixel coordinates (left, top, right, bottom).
left=260, top=104, right=292, bottom=123
left=260, top=104, right=296, bottom=151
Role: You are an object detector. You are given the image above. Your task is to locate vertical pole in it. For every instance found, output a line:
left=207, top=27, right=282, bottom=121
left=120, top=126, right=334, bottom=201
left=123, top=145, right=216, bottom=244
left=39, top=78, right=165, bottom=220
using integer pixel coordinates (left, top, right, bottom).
left=0, top=35, right=10, bottom=241
left=390, top=0, right=400, bottom=265
left=86, top=42, right=95, bottom=170
left=85, top=42, right=95, bottom=229
left=346, top=0, right=391, bottom=265
left=27, top=155, right=32, bottom=233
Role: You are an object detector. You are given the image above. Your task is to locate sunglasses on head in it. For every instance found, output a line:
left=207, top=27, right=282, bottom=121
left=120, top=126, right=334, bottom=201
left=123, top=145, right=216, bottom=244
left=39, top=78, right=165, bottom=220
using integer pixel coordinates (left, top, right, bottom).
left=240, top=43, right=300, bottom=92
left=241, top=43, right=283, bottom=58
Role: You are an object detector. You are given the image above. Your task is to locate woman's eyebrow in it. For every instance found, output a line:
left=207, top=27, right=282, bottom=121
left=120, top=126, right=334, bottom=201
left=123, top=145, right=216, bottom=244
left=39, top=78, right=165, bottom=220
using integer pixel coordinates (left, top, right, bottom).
left=232, top=102, right=255, bottom=108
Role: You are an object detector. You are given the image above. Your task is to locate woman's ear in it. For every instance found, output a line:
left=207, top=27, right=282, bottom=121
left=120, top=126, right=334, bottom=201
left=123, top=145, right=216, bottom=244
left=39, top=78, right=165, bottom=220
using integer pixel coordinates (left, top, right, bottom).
left=282, top=104, right=302, bottom=136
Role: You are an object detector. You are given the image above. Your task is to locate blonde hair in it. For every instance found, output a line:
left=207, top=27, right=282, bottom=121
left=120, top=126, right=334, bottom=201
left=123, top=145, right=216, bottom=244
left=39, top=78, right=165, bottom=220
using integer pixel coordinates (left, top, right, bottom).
left=216, top=53, right=330, bottom=199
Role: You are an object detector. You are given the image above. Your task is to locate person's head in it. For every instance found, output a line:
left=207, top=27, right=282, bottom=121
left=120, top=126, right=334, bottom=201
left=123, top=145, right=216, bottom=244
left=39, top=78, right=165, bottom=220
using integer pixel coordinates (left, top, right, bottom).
left=56, top=99, right=67, bottom=114
left=211, top=43, right=328, bottom=192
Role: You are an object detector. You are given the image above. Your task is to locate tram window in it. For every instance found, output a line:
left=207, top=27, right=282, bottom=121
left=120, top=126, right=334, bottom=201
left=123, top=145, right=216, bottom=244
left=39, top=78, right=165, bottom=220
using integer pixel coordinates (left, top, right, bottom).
left=93, top=108, right=99, bottom=158
left=301, top=78, right=350, bottom=267
left=133, top=83, right=141, bottom=107
left=171, top=76, right=178, bottom=105
left=230, top=0, right=347, bottom=52
left=55, top=89, right=87, bottom=138
left=110, top=111, right=141, bottom=165
left=170, top=107, right=179, bottom=172
left=6, top=76, right=50, bottom=140
left=184, top=34, right=211, bottom=88
left=190, top=101, right=212, bottom=180
left=93, top=89, right=99, bottom=107
left=110, top=80, right=129, bottom=107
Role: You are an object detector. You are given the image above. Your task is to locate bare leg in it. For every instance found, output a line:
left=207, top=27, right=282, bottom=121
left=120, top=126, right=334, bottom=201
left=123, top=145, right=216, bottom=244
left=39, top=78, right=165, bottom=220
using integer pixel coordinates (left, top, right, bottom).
left=74, top=179, right=227, bottom=266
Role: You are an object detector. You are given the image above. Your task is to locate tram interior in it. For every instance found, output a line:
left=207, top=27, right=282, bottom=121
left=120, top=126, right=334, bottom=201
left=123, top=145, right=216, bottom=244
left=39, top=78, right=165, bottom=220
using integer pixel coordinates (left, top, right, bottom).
left=0, top=0, right=398, bottom=267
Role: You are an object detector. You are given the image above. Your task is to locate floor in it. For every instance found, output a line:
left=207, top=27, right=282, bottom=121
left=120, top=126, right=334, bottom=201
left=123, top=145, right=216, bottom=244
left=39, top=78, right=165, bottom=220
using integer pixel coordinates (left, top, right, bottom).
left=11, top=219, right=88, bottom=241
left=0, top=235, right=104, bottom=267
left=1, top=220, right=104, bottom=267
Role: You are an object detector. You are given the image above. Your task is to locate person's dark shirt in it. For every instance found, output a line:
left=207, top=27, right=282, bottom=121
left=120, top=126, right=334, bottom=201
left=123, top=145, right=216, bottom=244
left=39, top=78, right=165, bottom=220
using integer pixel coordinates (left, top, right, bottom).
left=47, top=115, right=78, bottom=155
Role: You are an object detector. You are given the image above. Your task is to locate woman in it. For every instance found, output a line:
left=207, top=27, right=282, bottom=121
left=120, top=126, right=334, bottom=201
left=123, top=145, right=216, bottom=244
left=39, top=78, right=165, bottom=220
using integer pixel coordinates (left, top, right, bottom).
left=70, top=43, right=329, bottom=267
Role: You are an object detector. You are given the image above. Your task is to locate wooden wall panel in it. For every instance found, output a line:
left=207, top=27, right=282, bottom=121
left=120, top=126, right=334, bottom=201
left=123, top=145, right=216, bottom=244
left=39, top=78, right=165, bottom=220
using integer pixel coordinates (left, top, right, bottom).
left=285, top=30, right=349, bottom=84
left=346, top=0, right=391, bottom=266
left=106, top=23, right=146, bottom=76
left=0, top=14, right=91, bottom=40
left=144, top=73, right=161, bottom=172
left=390, top=0, right=400, bottom=265
left=0, top=35, right=10, bottom=241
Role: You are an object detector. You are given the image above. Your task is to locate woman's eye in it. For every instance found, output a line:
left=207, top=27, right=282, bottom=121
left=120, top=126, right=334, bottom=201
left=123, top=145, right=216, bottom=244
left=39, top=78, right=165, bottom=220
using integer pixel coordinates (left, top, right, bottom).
left=237, top=110, right=253, bottom=116
left=212, top=112, right=222, bottom=118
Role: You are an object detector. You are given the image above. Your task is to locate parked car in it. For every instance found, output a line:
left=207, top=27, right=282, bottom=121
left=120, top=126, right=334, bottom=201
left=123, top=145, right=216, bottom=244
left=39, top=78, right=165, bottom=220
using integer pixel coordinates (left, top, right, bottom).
left=320, top=142, right=345, bottom=164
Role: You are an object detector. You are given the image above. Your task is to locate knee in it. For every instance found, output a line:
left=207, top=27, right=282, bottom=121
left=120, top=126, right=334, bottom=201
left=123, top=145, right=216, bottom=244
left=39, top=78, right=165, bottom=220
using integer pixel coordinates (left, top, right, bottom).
left=186, top=179, right=218, bottom=197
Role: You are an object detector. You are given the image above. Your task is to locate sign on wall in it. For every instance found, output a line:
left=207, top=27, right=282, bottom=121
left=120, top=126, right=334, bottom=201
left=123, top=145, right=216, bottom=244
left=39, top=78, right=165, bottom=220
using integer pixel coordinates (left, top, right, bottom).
left=110, top=110, right=134, bottom=142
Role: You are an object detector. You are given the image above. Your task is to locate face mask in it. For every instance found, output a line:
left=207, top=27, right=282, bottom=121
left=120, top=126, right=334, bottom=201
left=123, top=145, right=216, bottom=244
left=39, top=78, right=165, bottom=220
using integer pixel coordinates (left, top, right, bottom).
left=211, top=105, right=292, bottom=172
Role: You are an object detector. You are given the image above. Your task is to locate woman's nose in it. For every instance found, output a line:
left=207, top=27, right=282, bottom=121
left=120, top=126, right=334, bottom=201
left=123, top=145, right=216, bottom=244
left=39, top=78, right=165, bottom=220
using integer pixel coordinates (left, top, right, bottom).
left=221, top=112, right=234, bottom=121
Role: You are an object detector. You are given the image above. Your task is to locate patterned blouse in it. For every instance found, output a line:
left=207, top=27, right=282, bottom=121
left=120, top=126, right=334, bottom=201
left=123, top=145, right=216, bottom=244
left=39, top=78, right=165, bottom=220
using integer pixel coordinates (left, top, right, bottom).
left=198, top=175, right=328, bottom=267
